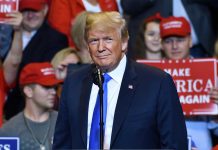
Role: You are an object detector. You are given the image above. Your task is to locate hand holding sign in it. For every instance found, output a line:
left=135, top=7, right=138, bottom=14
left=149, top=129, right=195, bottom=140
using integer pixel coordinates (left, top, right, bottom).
left=4, top=11, right=22, bottom=30
left=208, top=87, right=218, bottom=104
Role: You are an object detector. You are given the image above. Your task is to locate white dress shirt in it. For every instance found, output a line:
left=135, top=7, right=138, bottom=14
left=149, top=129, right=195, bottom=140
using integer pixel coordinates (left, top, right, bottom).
left=87, top=55, right=127, bottom=149
left=22, top=31, right=36, bottom=50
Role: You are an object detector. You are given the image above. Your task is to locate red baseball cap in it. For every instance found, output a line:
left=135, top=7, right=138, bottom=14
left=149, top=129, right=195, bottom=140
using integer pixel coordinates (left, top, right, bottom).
left=19, top=62, right=61, bottom=86
left=19, top=0, right=48, bottom=11
left=144, top=12, right=162, bottom=23
left=160, top=16, right=191, bottom=38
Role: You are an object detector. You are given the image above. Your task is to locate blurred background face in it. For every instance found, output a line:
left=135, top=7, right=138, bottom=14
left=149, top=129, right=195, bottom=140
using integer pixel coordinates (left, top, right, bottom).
left=22, top=7, right=47, bottom=32
left=144, top=22, right=162, bottom=53
left=55, top=53, right=80, bottom=80
left=30, top=84, right=57, bottom=109
left=87, top=27, right=127, bottom=72
left=162, top=36, right=192, bottom=60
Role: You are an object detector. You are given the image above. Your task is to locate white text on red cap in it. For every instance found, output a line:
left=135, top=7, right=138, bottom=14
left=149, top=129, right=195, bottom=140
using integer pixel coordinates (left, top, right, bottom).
left=41, top=68, right=55, bottom=76
left=163, top=21, right=183, bottom=29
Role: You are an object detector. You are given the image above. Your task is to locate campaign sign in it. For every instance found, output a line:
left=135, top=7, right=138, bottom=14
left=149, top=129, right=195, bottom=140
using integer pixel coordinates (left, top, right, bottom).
left=137, top=58, right=218, bottom=115
left=0, top=0, right=19, bottom=23
left=0, top=137, right=19, bottom=150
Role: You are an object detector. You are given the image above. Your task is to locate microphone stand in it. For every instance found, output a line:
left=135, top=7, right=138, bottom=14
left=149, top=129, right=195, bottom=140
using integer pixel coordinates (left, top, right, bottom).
left=97, top=69, right=104, bottom=150
left=93, top=67, right=104, bottom=150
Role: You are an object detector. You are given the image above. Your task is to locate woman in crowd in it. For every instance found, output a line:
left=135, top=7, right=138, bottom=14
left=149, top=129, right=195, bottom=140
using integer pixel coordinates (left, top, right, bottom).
left=51, top=11, right=93, bottom=81
left=134, top=13, right=163, bottom=60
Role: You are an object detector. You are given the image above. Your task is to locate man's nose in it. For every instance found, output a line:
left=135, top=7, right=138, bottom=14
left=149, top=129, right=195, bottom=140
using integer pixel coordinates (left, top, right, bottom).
left=98, top=40, right=105, bottom=51
left=172, top=40, right=178, bottom=49
left=27, top=11, right=35, bottom=18
left=49, top=87, right=57, bottom=95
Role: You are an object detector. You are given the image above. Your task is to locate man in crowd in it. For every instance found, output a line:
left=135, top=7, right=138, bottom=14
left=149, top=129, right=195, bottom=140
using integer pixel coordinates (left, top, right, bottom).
left=53, top=11, right=187, bottom=149
left=4, top=0, right=68, bottom=120
left=122, top=0, right=218, bottom=59
left=18, top=0, right=68, bottom=68
left=0, top=62, right=60, bottom=150
left=160, top=16, right=192, bottom=60
left=160, top=16, right=218, bottom=150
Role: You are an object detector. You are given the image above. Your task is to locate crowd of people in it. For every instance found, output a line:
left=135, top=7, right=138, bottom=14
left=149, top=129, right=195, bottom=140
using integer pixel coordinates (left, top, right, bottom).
left=1, top=0, right=218, bottom=149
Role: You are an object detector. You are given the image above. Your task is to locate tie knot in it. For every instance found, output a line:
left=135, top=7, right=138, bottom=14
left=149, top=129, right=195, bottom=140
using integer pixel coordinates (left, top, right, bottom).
left=103, top=73, right=112, bottom=83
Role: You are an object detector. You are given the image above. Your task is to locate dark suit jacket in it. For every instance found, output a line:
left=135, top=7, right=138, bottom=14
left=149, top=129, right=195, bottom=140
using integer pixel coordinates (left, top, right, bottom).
left=122, top=0, right=218, bottom=58
left=20, top=21, right=68, bottom=69
left=4, top=22, right=68, bottom=120
left=53, top=59, right=188, bottom=149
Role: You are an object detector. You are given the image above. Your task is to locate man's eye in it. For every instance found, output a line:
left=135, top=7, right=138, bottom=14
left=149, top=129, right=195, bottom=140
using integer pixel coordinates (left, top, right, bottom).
left=42, top=85, right=59, bottom=90
left=163, top=39, right=171, bottom=44
left=104, top=37, right=113, bottom=42
left=88, top=39, right=98, bottom=44
left=177, top=38, right=185, bottom=42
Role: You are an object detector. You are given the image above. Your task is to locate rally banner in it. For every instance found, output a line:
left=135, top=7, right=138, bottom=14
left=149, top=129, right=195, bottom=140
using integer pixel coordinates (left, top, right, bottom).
left=137, top=58, right=218, bottom=115
left=0, top=137, right=19, bottom=150
left=0, top=0, right=19, bottom=23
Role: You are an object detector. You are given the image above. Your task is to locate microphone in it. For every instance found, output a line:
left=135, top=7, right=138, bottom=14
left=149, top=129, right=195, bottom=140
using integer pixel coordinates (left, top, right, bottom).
left=91, top=66, right=105, bottom=149
left=92, top=66, right=104, bottom=88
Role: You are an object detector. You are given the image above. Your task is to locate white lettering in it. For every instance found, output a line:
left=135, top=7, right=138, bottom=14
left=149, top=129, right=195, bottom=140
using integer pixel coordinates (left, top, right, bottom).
left=0, top=5, right=11, bottom=13
left=4, top=145, right=10, bottom=150
left=204, top=79, right=213, bottom=92
left=180, top=95, right=210, bottom=104
left=174, top=79, right=212, bottom=93
left=175, top=80, right=186, bottom=92
left=193, top=79, right=203, bottom=93
left=0, top=144, right=10, bottom=150
left=164, top=68, right=191, bottom=77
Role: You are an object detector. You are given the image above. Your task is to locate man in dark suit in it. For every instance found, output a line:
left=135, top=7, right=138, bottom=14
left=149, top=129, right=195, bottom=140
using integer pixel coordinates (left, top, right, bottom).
left=18, top=0, right=68, bottom=69
left=4, top=0, right=68, bottom=120
left=53, top=11, right=187, bottom=149
left=122, top=0, right=218, bottom=59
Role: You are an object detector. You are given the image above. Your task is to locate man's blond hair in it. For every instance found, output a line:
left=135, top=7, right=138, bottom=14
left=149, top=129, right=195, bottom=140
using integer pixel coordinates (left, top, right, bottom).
left=85, top=11, right=129, bottom=41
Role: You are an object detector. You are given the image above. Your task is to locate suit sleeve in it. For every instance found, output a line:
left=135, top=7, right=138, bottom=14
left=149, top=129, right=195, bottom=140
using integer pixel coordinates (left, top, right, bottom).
left=157, top=73, right=188, bottom=150
left=52, top=78, right=72, bottom=149
left=43, top=28, right=68, bottom=62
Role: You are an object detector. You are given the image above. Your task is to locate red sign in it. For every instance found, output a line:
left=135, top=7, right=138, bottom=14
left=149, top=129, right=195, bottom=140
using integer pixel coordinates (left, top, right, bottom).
left=137, top=58, right=218, bottom=115
left=0, top=0, right=19, bottom=23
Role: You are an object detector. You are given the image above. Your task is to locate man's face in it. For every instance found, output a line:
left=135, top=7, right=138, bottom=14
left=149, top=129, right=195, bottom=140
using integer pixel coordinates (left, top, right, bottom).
left=21, top=7, right=47, bottom=32
left=162, top=36, right=192, bottom=60
left=28, top=84, right=57, bottom=109
left=87, top=28, right=127, bottom=72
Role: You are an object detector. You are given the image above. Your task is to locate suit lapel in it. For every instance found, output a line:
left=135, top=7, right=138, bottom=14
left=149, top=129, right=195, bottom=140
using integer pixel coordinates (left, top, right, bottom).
left=77, top=62, right=138, bottom=147
left=79, top=68, right=93, bottom=147
left=110, top=60, right=138, bottom=146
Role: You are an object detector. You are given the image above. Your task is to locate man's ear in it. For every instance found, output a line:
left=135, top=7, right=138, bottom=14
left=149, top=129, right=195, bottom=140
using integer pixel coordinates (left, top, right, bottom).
left=23, top=85, right=33, bottom=98
left=42, top=5, right=49, bottom=16
left=121, top=40, right=128, bottom=52
left=189, top=36, right=193, bottom=48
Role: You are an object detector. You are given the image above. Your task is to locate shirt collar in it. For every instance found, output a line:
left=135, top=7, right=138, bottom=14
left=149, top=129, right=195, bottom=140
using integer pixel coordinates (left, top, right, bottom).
left=107, top=55, right=126, bottom=85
